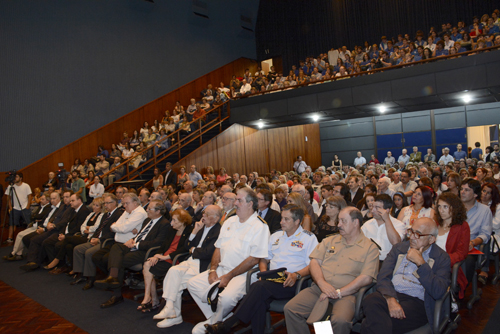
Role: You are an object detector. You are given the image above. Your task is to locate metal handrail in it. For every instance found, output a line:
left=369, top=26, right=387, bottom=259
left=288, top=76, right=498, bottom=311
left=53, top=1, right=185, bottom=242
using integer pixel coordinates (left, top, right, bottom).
left=102, top=101, right=230, bottom=191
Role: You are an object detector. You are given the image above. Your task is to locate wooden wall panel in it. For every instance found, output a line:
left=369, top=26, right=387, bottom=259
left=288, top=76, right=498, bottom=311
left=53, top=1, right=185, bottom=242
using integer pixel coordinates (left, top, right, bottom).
left=268, top=127, right=291, bottom=172
left=302, top=123, right=322, bottom=169
left=6, top=58, right=267, bottom=189
left=216, top=124, right=247, bottom=176
left=287, top=125, right=306, bottom=165
left=243, top=127, right=270, bottom=174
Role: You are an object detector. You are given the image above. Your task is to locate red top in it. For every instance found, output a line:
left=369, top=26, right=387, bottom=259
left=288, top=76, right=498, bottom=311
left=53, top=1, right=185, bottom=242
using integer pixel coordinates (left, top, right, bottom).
left=370, top=159, right=379, bottom=164
left=446, top=222, right=470, bottom=299
left=163, top=234, right=181, bottom=264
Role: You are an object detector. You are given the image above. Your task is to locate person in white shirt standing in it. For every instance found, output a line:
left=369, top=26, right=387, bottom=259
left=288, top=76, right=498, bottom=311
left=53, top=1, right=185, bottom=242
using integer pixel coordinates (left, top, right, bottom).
left=354, top=151, right=367, bottom=167
left=4, top=172, right=32, bottom=243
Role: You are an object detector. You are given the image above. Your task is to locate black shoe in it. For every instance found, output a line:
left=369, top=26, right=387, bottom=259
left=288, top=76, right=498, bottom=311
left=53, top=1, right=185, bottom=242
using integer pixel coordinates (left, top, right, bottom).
left=100, top=295, right=124, bottom=308
left=205, top=322, right=230, bottom=334
left=20, top=262, right=39, bottom=272
left=70, top=276, right=85, bottom=285
left=82, top=280, right=94, bottom=291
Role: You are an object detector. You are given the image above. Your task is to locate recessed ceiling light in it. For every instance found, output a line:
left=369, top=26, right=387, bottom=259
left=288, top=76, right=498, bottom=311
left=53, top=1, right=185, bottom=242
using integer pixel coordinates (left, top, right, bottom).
left=257, top=122, right=264, bottom=129
left=378, top=105, right=386, bottom=113
left=312, top=115, right=320, bottom=122
left=462, top=94, right=471, bottom=103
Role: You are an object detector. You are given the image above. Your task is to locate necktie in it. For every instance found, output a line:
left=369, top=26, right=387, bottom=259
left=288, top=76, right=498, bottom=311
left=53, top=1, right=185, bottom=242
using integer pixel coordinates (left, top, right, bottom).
left=221, top=211, right=227, bottom=222
left=134, top=220, right=153, bottom=243
left=258, top=211, right=263, bottom=217
left=92, top=212, right=110, bottom=239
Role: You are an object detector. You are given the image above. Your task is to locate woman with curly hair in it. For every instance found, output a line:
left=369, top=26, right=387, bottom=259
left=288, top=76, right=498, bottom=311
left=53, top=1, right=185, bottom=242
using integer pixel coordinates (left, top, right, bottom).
left=398, top=186, right=436, bottom=228
left=435, top=192, right=470, bottom=299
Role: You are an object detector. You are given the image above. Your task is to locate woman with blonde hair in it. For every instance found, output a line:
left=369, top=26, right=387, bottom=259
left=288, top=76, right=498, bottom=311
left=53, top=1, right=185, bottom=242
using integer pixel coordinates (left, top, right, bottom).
left=204, top=166, right=215, bottom=181
left=216, top=167, right=229, bottom=184
left=286, top=192, right=312, bottom=231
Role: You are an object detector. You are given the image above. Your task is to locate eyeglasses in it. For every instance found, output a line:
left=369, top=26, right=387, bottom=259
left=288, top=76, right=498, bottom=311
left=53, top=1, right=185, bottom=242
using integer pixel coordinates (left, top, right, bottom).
left=406, top=228, right=433, bottom=239
left=104, top=201, right=114, bottom=205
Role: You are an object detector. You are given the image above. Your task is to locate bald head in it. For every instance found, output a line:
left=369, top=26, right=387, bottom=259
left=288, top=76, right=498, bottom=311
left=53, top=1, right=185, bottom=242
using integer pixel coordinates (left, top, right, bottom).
left=203, top=205, right=222, bottom=227
left=409, top=217, right=438, bottom=251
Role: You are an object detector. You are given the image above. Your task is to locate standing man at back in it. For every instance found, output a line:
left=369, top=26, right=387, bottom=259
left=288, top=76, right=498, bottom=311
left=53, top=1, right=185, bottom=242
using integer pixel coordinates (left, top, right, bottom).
left=294, top=156, right=307, bottom=174
left=5, top=172, right=32, bottom=244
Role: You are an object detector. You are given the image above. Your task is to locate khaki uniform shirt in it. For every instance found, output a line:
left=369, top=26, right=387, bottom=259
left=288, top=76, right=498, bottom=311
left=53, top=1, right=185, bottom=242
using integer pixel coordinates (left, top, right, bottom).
left=309, top=232, right=379, bottom=288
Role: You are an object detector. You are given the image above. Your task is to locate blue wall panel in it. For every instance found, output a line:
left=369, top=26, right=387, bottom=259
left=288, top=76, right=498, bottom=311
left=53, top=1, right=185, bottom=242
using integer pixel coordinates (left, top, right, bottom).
left=435, top=128, right=467, bottom=145
left=377, top=134, right=403, bottom=149
left=403, top=131, right=432, bottom=147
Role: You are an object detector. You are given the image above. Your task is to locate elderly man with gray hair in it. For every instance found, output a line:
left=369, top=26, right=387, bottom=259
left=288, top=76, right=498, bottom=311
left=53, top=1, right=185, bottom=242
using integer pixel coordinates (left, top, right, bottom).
left=361, top=217, right=450, bottom=333
left=377, top=177, right=396, bottom=199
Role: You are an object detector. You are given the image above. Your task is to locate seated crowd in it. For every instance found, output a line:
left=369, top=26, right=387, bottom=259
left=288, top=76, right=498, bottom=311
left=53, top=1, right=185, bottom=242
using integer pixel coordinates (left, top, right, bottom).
left=4, top=140, right=500, bottom=333
left=42, top=9, right=500, bottom=205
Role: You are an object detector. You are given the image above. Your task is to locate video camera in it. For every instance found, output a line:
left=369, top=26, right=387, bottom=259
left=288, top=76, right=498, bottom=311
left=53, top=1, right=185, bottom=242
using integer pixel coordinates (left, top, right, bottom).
left=5, top=170, right=17, bottom=184
left=57, top=163, right=67, bottom=184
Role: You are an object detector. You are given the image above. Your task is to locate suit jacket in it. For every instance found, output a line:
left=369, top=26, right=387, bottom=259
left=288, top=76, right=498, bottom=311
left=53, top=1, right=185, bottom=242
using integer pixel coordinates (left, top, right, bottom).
left=262, top=208, right=282, bottom=234
left=377, top=241, right=450, bottom=330
left=446, top=222, right=470, bottom=299
left=47, top=204, right=71, bottom=232
left=57, top=205, right=91, bottom=236
left=135, top=216, right=170, bottom=251
left=349, top=188, right=365, bottom=206
left=248, top=180, right=257, bottom=189
left=97, top=207, right=125, bottom=241
left=184, top=206, right=195, bottom=218
left=43, top=178, right=59, bottom=190
left=409, top=152, right=422, bottom=163
left=32, top=205, right=52, bottom=227
left=220, top=208, right=236, bottom=225
left=164, top=170, right=178, bottom=186
left=185, top=223, right=221, bottom=272
left=192, top=206, right=205, bottom=223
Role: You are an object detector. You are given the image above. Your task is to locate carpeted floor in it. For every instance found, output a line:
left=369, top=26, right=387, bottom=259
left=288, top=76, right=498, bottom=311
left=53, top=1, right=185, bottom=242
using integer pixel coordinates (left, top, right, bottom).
left=482, top=298, right=500, bottom=334
left=0, top=247, right=195, bottom=334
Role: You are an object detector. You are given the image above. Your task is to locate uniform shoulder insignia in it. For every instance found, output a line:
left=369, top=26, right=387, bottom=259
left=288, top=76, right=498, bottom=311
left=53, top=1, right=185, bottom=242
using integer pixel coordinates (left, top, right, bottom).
left=257, top=216, right=268, bottom=225
left=303, top=230, right=313, bottom=236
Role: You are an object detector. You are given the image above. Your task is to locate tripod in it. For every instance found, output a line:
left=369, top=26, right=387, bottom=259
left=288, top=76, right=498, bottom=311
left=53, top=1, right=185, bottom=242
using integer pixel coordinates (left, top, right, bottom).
left=0, top=183, right=31, bottom=243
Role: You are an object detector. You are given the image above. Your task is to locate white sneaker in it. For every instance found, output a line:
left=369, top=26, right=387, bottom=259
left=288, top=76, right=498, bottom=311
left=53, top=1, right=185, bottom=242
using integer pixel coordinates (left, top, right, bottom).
left=192, top=318, right=211, bottom=334
left=153, top=306, right=176, bottom=320
left=157, top=316, right=183, bottom=328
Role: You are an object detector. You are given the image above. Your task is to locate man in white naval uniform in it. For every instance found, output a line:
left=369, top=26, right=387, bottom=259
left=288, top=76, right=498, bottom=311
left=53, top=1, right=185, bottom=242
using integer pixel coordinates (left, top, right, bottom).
left=187, top=187, right=270, bottom=333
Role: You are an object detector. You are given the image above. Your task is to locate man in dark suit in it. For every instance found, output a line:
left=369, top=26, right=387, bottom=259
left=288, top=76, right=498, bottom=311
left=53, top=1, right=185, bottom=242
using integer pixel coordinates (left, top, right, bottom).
left=257, top=189, right=282, bottom=234
left=3, top=192, right=51, bottom=261
left=361, top=218, right=451, bottom=334
left=71, top=193, right=125, bottom=290
left=177, top=193, right=195, bottom=217
left=347, top=176, right=364, bottom=206
left=247, top=172, right=257, bottom=189
left=154, top=204, right=222, bottom=327
left=164, top=162, right=178, bottom=186
left=20, top=190, right=73, bottom=271
left=43, top=193, right=91, bottom=264
left=94, top=199, right=169, bottom=308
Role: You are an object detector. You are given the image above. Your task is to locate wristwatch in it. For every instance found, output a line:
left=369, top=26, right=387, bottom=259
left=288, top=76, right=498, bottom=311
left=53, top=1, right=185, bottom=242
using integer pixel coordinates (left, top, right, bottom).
left=294, top=272, right=302, bottom=280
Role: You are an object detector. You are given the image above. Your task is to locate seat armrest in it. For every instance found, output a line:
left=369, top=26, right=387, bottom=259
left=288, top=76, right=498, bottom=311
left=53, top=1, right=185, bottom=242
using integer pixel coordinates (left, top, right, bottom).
left=144, top=246, right=161, bottom=261
left=295, top=275, right=312, bottom=295
left=451, top=260, right=465, bottom=293
left=101, top=238, right=114, bottom=249
left=172, top=252, right=190, bottom=265
left=246, top=267, right=261, bottom=293
left=354, top=280, right=377, bottom=321
left=434, top=288, right=450, bottom=334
